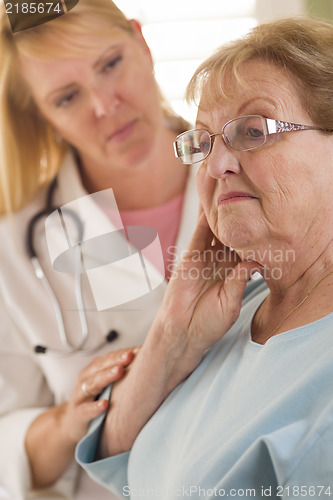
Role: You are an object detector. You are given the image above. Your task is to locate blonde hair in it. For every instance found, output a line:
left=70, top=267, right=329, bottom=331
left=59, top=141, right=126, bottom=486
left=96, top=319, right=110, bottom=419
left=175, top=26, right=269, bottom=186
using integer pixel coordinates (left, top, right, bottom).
left=0, top=0, right=188, bottom=214
left=187, top=17, right=333, bottom=130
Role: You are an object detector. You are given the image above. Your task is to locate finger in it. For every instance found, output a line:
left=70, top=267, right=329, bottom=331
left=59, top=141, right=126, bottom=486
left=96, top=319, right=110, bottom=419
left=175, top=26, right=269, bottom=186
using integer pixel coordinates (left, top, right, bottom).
left=211, top=242, right=242, bottom=272
left=81, top=398, right=109, bottom=423
left=82, top=347, right=138, bottom=379
left=196, top=202, right=204, bottom=222
left=221, top=261, right=263, bottom=322
left=186, top=211, right=213, bottom=254
left=185, top=215, right=238, bottom=270
left=69, top=399, right=110, bottom=441
left=78, top=364, right=128, bottom=401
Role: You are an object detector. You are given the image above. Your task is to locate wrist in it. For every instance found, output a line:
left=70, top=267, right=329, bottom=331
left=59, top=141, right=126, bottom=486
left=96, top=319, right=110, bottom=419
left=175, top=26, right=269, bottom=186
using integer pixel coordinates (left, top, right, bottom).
left=144, top=314, right=205, bottom=396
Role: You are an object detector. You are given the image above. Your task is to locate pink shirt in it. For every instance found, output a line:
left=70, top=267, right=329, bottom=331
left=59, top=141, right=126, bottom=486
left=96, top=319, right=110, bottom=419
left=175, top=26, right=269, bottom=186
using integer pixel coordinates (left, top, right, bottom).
left=102, top=194, right=184, bottom=281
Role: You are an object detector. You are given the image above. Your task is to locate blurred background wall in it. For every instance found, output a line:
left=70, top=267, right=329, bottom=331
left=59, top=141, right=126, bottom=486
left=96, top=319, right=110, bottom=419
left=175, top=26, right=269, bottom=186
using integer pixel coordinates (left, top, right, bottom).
left=115, top=0, right=333, bottom=122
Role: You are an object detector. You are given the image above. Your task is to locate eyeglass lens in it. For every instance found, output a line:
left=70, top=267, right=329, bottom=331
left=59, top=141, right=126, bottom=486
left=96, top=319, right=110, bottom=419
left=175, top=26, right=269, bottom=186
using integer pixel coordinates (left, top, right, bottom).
left=175, top=115, right=268, bottom=164
left=225, top=115, right=267, bottom=151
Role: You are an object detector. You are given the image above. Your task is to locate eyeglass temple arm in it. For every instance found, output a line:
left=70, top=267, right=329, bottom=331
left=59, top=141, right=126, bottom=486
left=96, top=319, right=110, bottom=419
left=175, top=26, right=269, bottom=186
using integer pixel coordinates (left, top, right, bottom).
left=266, top=119, right=332, bottom=134
left=173, top=142, right=181, bottom=158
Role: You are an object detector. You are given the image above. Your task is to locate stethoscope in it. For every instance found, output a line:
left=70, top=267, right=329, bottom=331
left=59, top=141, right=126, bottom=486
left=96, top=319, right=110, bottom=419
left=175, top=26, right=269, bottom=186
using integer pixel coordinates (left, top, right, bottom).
left=26, top=178, right=119, bottom=355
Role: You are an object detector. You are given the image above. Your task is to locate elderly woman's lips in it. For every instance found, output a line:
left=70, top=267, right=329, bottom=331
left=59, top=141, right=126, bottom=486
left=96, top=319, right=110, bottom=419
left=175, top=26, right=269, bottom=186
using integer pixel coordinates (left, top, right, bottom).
left=107, top=120, right=137, bottom=143
left=217, top=192, right=256, bottom=205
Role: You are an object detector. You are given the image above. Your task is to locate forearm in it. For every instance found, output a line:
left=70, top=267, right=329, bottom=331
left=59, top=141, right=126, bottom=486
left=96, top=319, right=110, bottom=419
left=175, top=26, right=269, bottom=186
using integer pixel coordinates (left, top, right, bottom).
left=100, top=221, right=259, bottom=457
left=25, top=403, right=76, bottom=489
left=101, top=318, right=204, bottom=457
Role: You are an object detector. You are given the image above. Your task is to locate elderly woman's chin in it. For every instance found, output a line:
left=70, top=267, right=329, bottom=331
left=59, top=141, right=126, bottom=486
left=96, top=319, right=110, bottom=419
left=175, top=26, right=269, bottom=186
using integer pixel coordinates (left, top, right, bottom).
left=216, top=217, right=259, bottom=254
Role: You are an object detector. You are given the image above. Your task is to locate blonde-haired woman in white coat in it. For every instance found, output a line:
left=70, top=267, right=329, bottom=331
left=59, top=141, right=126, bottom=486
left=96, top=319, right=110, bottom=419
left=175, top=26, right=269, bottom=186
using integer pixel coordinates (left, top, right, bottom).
left=0, top=1, right=197, bottom=499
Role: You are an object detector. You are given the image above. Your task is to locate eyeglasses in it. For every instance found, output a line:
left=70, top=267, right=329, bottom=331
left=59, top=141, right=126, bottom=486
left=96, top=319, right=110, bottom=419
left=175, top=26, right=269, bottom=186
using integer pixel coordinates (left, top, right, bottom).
left=173, top=114, right=333, bottom=165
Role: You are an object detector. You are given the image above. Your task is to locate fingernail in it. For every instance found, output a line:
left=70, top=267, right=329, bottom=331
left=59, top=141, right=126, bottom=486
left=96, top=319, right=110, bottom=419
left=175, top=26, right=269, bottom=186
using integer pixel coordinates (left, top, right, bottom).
left=111, top=366, right=119, bottom=374
left=97, top=399, right=108, bottom=409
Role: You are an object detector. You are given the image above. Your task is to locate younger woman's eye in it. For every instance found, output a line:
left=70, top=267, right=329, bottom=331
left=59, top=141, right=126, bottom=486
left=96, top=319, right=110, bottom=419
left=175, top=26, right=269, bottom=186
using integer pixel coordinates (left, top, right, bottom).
left=56, top=90, right=78, bottom=108
left=103, top=55, right=122, bottom=72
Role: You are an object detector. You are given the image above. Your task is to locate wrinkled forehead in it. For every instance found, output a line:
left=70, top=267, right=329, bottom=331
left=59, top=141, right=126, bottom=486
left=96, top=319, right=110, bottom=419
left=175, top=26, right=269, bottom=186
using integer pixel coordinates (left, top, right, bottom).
left=197, top=59, right=300, bottom=114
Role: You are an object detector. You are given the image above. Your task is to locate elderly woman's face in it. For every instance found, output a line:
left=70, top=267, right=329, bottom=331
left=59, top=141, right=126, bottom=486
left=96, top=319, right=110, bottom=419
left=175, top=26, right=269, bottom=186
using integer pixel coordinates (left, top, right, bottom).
left=196, top=60, right=333, bottom=255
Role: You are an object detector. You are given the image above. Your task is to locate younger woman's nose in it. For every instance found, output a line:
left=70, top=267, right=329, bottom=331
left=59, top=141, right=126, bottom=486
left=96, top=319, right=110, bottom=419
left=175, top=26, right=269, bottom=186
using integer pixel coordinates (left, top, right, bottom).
left=91, top=90, right=120, bottom=118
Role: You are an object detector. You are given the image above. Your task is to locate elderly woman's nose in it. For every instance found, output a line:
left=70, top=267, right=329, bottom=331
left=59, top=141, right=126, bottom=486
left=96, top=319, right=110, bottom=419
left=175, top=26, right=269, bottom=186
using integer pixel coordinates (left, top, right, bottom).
left=206, top=139, right=241, bottom=179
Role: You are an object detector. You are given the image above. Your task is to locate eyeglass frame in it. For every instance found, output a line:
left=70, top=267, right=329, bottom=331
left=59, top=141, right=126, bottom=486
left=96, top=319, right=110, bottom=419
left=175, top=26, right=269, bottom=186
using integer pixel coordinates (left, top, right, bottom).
left=173, top=114, right=333, bottom=165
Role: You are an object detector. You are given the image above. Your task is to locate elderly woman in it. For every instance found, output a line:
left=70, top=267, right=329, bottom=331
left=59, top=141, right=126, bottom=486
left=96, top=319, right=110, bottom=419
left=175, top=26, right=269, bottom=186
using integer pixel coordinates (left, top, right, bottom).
left=77, top=17, right=333, bottom=497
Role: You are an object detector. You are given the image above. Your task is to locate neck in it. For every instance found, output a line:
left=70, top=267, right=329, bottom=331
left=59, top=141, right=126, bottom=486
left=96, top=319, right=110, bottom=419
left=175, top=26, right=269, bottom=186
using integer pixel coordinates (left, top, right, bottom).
left=249, top=238, right=333, bottom=344
left=77, top=127, right=188, bottom=210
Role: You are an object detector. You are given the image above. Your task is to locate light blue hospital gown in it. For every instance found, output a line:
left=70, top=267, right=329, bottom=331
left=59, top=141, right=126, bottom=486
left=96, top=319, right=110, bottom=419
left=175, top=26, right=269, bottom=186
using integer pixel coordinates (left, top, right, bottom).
left=76, top=279, right=333, bottom=499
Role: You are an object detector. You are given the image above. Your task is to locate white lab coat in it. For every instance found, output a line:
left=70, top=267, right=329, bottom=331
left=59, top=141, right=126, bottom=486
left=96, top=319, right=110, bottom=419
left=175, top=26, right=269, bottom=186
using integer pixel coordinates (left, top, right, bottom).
left=0, top=152, right=198, bottom=500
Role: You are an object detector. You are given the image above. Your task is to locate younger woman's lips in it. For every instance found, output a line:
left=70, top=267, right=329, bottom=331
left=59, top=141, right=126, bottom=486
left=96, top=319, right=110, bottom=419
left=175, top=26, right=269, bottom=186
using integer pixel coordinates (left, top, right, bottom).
left=217, top=192, right=256, bottom=205
left=107, top=120, right=137, bottom=143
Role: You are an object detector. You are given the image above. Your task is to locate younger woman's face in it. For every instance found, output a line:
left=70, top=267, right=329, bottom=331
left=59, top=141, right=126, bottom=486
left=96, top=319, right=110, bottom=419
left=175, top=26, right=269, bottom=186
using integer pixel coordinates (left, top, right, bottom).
left=20, top=21, right=164, bottom=174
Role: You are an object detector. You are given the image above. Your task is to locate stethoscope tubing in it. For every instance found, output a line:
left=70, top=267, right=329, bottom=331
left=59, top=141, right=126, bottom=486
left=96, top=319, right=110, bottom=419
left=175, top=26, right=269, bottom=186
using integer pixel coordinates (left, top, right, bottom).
left=27, top=177, right=118, bottom=355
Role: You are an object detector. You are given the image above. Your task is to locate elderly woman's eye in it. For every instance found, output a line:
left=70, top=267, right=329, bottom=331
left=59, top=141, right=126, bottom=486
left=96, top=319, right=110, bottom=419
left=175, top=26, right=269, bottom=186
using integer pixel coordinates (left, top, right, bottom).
left=200, top=141, right=211, bottom=154
left=248, top=127, right=264, bottom=138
